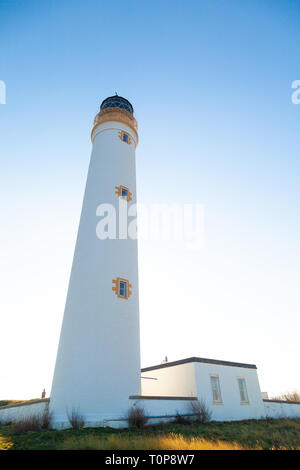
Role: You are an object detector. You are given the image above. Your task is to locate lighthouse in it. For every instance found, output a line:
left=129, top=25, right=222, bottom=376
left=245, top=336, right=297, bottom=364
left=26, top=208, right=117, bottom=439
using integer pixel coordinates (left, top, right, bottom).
left=50, top=96, right=141, bottom=428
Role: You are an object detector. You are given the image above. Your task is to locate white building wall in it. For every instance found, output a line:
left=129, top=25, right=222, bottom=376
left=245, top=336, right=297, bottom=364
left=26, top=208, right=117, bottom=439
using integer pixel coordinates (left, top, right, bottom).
left=194, top=362, right=266, bottom=421
left=141, top=360, right=266, bottom=421
left=141, top=363, right=197, bottom=397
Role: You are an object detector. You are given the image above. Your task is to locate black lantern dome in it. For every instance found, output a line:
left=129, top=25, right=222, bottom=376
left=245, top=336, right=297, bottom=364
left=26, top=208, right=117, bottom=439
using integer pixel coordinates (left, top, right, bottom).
left=100, top=95, right=134, bottom=114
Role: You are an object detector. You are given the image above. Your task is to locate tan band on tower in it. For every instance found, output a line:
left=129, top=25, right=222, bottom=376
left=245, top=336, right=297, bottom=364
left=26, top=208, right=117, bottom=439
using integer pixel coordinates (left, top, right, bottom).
left=91, top=107, right=138, bottom=145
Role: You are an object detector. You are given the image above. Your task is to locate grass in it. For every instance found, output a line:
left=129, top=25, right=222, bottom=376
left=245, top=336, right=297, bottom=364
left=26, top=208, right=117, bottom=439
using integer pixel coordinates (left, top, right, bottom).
left=0, top=400, right=29, bottom=407
left=60, top=433, right=245, bottom=450
left=0, top=418, right=300, bottom=450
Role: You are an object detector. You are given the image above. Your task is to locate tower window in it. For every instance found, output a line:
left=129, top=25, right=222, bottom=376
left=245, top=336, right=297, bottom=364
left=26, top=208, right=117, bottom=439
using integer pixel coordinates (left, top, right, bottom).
left=118, top=130, right=132, bottom=145
left=115, top=185, right=132, bottom=202
left=210, top=375, right=222, bottom=404
left=237, top=378, right=249, bottom=404
left=119, top=280, right=127, bottom=298
left=121, top=187, right=128, bottom=198
left=112, top=277, right=132, bottom=299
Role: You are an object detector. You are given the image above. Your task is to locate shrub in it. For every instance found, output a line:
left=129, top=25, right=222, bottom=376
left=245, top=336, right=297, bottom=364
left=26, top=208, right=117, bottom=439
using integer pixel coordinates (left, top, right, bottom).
left=13, top=415, right=42, bottom=434
left=189, top=399, right=212, bottom=423
left=271, top=391, right=300, bottom=403
left=41, top=408, right=52, bottom=429
left=67, top=408, right=85, bottom=430
left=173, top=412, right=192, bottom=425
left=127, top=406, right=148, bottom=429
left=264, top=414, right=276, bottom=421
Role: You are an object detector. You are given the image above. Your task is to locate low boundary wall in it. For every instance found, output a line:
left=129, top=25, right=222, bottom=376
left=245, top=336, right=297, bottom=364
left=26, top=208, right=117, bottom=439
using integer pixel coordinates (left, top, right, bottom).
left=1, top=397, right=299, bottom=428
left=0, top=399, right=49, bottom=424
left=263, top=399, right=300, bottom=419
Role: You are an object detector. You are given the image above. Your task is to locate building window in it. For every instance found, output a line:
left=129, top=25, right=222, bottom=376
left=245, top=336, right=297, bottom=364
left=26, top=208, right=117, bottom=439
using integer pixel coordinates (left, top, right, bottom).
left=210, top=375, right=222, bottom=404
left=115, top=185, right=132, bottom=202
left=237, top=378, right=249, bottom=404
left=118, top=130, right=132, bottom=145
left=112, top=277, right=132, bottom=299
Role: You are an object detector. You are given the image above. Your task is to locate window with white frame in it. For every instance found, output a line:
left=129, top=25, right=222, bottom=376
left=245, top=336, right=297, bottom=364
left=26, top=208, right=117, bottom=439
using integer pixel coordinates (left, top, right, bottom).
left=237, top=378, right=249, bottom=404
left=210, top=375, right=222, bottom=403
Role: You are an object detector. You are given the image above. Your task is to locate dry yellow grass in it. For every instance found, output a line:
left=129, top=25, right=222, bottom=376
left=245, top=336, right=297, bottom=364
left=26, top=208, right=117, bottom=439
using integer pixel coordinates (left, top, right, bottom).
left=60, top=433, right=248, bottom=450
left=0, top=435, right=13, bottom=450
left=1, top=418, right=299, bottom=450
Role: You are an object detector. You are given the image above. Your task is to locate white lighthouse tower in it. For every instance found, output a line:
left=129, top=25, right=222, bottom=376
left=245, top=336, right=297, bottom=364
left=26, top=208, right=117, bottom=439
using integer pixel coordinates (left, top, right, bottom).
left=50, top=96, right=141, bottom=428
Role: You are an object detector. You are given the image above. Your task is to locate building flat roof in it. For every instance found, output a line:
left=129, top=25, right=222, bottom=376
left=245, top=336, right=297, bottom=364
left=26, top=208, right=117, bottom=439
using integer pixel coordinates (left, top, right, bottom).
left=141, top=356, right=257, bottom=372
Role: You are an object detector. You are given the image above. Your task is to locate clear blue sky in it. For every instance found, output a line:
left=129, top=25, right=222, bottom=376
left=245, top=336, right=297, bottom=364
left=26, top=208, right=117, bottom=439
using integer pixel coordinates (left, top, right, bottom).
left=1, top=0, right=299, bottom=399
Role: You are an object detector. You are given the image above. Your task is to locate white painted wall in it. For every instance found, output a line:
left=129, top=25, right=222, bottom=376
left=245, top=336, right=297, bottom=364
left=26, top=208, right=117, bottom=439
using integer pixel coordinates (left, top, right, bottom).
left=194, top=362, right=266, bottom=421
left=0, top=400, right=49, bottom=424
left=141, top=363, right=197, bottom=397
left=50, top=113, right=141, bottom=428
left=263, top=400, right=300, bottom=419
left=141, top=361, right=266, bottom=421
left=129, top=397, right=194, bottom=425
